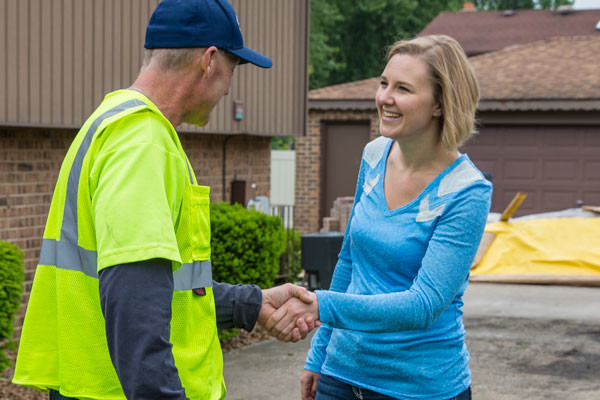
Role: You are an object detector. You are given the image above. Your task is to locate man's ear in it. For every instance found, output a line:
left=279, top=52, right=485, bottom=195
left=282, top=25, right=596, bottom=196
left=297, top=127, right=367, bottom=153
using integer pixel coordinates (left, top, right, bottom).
left=199, top=46, right=219, bottom=78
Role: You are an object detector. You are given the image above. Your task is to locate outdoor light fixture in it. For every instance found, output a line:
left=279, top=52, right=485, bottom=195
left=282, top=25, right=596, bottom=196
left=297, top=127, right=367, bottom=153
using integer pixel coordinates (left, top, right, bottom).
left=234, top=100, right=244, bottom=121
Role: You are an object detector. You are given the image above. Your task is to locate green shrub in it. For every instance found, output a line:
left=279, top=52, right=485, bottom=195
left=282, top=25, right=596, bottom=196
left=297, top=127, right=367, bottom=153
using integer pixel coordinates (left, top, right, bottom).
left=0, top=241, right=24, bottom=372
left=280, top=228, right=302, bottom=283
left=210, top=202, right=286, bottom=289
left=218, top=328, right=240, bottom=341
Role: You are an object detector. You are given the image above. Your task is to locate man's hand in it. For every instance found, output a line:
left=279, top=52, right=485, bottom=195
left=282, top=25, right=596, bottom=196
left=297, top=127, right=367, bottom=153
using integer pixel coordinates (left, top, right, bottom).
left=264, top=292, right=319, bottom=341
left=258, top=283, right=317, bottom=342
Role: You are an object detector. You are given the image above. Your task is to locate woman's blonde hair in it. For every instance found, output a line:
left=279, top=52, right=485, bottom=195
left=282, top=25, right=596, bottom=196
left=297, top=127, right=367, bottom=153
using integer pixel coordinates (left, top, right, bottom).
left=386, top=35, right=479, bottom=150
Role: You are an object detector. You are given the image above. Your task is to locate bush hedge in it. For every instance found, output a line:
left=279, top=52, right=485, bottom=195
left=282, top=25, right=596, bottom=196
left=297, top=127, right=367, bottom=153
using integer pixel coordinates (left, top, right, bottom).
left=281, top=228, right=302, bottom=283
left=210, top=202, right=286, bottom=289
left=0, top=241, right=24, bottom=372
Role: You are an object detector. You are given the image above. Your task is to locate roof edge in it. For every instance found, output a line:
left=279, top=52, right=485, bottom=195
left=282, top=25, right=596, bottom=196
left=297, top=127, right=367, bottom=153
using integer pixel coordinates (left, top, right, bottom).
left=309, top=99, right=600, bottom=112
left=479, top=99, right=600, bottom=112
left=308, top=99, right=375, bottom=111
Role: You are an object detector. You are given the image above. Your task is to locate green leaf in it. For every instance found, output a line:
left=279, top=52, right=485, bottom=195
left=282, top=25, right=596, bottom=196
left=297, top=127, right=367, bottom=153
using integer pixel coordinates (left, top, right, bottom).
left=0, top=241, right=24, bottom=372
left=309, top=0, right=464, bottom=90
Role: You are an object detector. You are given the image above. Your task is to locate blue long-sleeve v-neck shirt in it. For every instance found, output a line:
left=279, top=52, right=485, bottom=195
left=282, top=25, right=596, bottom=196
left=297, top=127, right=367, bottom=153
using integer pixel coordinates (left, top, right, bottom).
left=306, top=137, right=492, bottom=400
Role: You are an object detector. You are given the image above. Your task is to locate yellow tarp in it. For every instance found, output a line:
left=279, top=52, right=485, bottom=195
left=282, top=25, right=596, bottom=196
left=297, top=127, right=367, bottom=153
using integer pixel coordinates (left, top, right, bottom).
left=471, top=218, right=600, bottom=276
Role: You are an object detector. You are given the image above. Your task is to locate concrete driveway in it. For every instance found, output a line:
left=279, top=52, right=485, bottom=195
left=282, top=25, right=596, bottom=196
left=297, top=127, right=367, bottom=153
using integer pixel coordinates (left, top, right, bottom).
left=223, top=283, right=600, bottom=400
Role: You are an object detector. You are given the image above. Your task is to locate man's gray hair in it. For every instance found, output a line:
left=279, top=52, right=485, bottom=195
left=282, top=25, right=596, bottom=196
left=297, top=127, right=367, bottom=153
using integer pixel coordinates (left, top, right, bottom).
left=141, top=48, right=206, bottom=72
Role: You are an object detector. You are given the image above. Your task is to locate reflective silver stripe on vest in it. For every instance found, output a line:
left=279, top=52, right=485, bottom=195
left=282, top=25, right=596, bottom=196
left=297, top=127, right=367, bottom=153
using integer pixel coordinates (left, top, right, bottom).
left=61, top=99, right=146, bottom=245
left=40, top=238, right=98, bottom=278
left=39, top=238, right=213, bottom=290
left=45, top=99, right=213, bottom=290
left=185, top=159, right=194, bottom=184
left=173, top=260, right=213, bottom=291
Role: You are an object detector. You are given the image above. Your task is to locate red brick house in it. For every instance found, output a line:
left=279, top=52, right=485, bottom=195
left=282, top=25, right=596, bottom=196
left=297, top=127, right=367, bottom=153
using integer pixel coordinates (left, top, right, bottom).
left=295, top=34, right=600, bottom=234
left=0, top=0, right=309, bottom=337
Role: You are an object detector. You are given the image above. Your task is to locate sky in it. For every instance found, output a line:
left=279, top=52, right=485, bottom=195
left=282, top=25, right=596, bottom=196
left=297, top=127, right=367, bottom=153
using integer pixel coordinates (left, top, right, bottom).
left=573, top=0, right=600, bottom=9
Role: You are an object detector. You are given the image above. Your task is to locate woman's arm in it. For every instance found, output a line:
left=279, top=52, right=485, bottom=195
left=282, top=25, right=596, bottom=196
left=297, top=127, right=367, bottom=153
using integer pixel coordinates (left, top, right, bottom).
left=315, top=183, right=492, bottom=333
left=304, top=155, right=368, bottom=371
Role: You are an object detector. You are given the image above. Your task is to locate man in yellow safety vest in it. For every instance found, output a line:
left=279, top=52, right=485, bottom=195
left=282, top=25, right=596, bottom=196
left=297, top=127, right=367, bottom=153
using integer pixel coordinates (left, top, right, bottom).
left=13, top=0, right=317, bottom=399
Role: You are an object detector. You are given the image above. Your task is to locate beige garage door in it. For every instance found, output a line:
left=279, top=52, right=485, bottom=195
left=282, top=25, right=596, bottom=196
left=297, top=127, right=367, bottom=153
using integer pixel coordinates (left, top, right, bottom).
left=463, top=125, right=600, bottom=216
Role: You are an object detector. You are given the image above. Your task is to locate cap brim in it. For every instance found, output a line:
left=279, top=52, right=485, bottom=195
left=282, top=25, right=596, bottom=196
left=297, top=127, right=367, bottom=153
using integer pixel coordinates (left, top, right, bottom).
left=228, top=47, right=273, bottom=68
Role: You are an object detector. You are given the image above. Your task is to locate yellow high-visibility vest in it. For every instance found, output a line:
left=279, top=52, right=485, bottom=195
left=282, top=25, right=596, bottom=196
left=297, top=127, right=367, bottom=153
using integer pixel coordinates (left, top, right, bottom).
left=13, top=90, right=225, bottom=400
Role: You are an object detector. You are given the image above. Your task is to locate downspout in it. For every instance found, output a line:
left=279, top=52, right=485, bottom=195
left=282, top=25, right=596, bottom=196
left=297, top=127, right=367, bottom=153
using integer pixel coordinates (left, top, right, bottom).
left=222, top=135, right=239, bottom=202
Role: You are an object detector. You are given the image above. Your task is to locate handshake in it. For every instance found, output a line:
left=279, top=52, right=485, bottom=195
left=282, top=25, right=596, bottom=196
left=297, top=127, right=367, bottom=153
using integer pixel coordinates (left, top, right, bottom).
left=258, top=283, right=321, bottom=342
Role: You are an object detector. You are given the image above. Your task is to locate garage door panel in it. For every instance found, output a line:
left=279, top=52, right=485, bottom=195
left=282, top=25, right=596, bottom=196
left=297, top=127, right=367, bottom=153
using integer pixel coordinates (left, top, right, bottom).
left=464, top=125, right=599, bottom=215
left=583, top=161, right=600, bottom=181
left=473, top=159, right=496, bottom=172
left=471, top=158, right=497, bottom=179
left=542, top=160, right=578, bottom=180
left=490, top=191, right=500, bottom=212
left=541, top=190, right=578, bottom=211
left=503, top=131, right=537, bottom=147
left=468, top=132, right=497, bottom=147
left=501, top=181, right=584, bottom=191
left=583, top=131, right=600, bottom=146
left=542, top=131, right=577, bottom=147
left=583, top=191, right=600, bottom=205
left=503, top=159, right=537, bottom=179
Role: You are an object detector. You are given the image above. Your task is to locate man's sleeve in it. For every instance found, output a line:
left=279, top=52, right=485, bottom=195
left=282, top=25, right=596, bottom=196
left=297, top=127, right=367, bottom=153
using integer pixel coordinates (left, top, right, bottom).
left=212, top=281, right=262, bottom=331
left=91, top=113, right=186, bottom=272
left=99, top=259, right=188, bottom=400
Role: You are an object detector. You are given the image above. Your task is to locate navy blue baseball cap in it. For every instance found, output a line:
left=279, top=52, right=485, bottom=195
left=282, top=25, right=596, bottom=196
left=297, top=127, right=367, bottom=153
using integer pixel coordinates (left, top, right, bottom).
left=145, top=0, right=272, bottom=68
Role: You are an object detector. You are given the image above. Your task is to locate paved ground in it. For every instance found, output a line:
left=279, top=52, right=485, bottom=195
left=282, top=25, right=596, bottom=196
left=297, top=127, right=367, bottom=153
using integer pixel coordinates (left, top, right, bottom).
left=223, top=283, right=600, bottom=400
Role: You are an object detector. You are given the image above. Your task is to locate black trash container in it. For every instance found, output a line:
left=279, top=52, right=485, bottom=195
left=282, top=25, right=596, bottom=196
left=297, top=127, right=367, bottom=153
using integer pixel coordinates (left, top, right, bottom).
left=301, top=232, right=344, bottom=290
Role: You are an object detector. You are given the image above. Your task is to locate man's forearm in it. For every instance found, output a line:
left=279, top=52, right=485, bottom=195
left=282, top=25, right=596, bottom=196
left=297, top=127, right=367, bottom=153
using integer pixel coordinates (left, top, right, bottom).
left=212, top=280, right=262, bottom=331
left=99, top=259, right=188, bottom=399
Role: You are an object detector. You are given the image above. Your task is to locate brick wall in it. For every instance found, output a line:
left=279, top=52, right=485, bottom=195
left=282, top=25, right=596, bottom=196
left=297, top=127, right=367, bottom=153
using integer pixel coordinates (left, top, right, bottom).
left=0, top=127, right=271, bottom=338
left=294, top=108, right=379, bottom=235
left=0, top=128, right=72, bottom=339
left=180, top=133, right=272, bottom=202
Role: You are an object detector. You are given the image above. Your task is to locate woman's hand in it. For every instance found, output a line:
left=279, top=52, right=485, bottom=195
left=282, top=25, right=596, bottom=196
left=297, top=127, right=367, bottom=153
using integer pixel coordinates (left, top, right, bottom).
left=258, top=284, right=316, bottom=342
left=264, top=291, right=320, bottom=341
left=300, top=369, right=321, bottom=400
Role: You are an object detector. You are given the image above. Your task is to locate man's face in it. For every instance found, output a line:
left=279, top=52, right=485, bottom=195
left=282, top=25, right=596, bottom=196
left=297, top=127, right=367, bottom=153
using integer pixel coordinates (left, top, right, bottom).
left=183, top=50, right=239, bottom=127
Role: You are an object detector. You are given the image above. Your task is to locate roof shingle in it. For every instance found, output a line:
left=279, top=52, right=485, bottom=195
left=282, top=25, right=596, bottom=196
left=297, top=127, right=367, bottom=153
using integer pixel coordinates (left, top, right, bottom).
left=309, top=78, right=378, bottom=101
left=470, top=35, right=600, bottom=101
left=309, top=36, right=600, bottom=112
left=419, top=8, right=600, bottom=56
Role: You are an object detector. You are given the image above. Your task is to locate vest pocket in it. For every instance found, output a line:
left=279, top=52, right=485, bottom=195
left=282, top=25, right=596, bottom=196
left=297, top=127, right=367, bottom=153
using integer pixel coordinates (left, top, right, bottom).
left=177, top=184, right=211, bottom=263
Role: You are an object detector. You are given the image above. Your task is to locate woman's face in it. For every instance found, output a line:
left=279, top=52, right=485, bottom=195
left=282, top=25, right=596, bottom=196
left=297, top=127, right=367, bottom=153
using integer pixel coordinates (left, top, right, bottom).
left=375, top=54, right=441, bottom=142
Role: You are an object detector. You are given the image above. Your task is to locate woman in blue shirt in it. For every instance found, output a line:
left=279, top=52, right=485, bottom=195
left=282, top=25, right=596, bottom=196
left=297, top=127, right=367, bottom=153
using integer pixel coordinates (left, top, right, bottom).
left=288, top=35, right=492, bottom=399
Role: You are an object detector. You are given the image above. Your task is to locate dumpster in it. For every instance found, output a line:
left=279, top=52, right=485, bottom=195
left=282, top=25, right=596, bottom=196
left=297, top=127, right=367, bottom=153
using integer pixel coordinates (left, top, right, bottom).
left=301, top=232, right=344, bottom=290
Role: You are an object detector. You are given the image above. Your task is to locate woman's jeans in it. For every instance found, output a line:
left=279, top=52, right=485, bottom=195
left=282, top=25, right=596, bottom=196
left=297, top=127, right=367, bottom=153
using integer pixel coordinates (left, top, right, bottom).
left=315, top=374, right=472, bottom=400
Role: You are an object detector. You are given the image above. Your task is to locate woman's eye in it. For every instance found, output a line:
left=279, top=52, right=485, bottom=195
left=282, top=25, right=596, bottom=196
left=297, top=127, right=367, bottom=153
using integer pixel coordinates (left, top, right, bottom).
left=398, top=86, right=409, bottom=92
left=380, top=80, right=388, bottom=87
